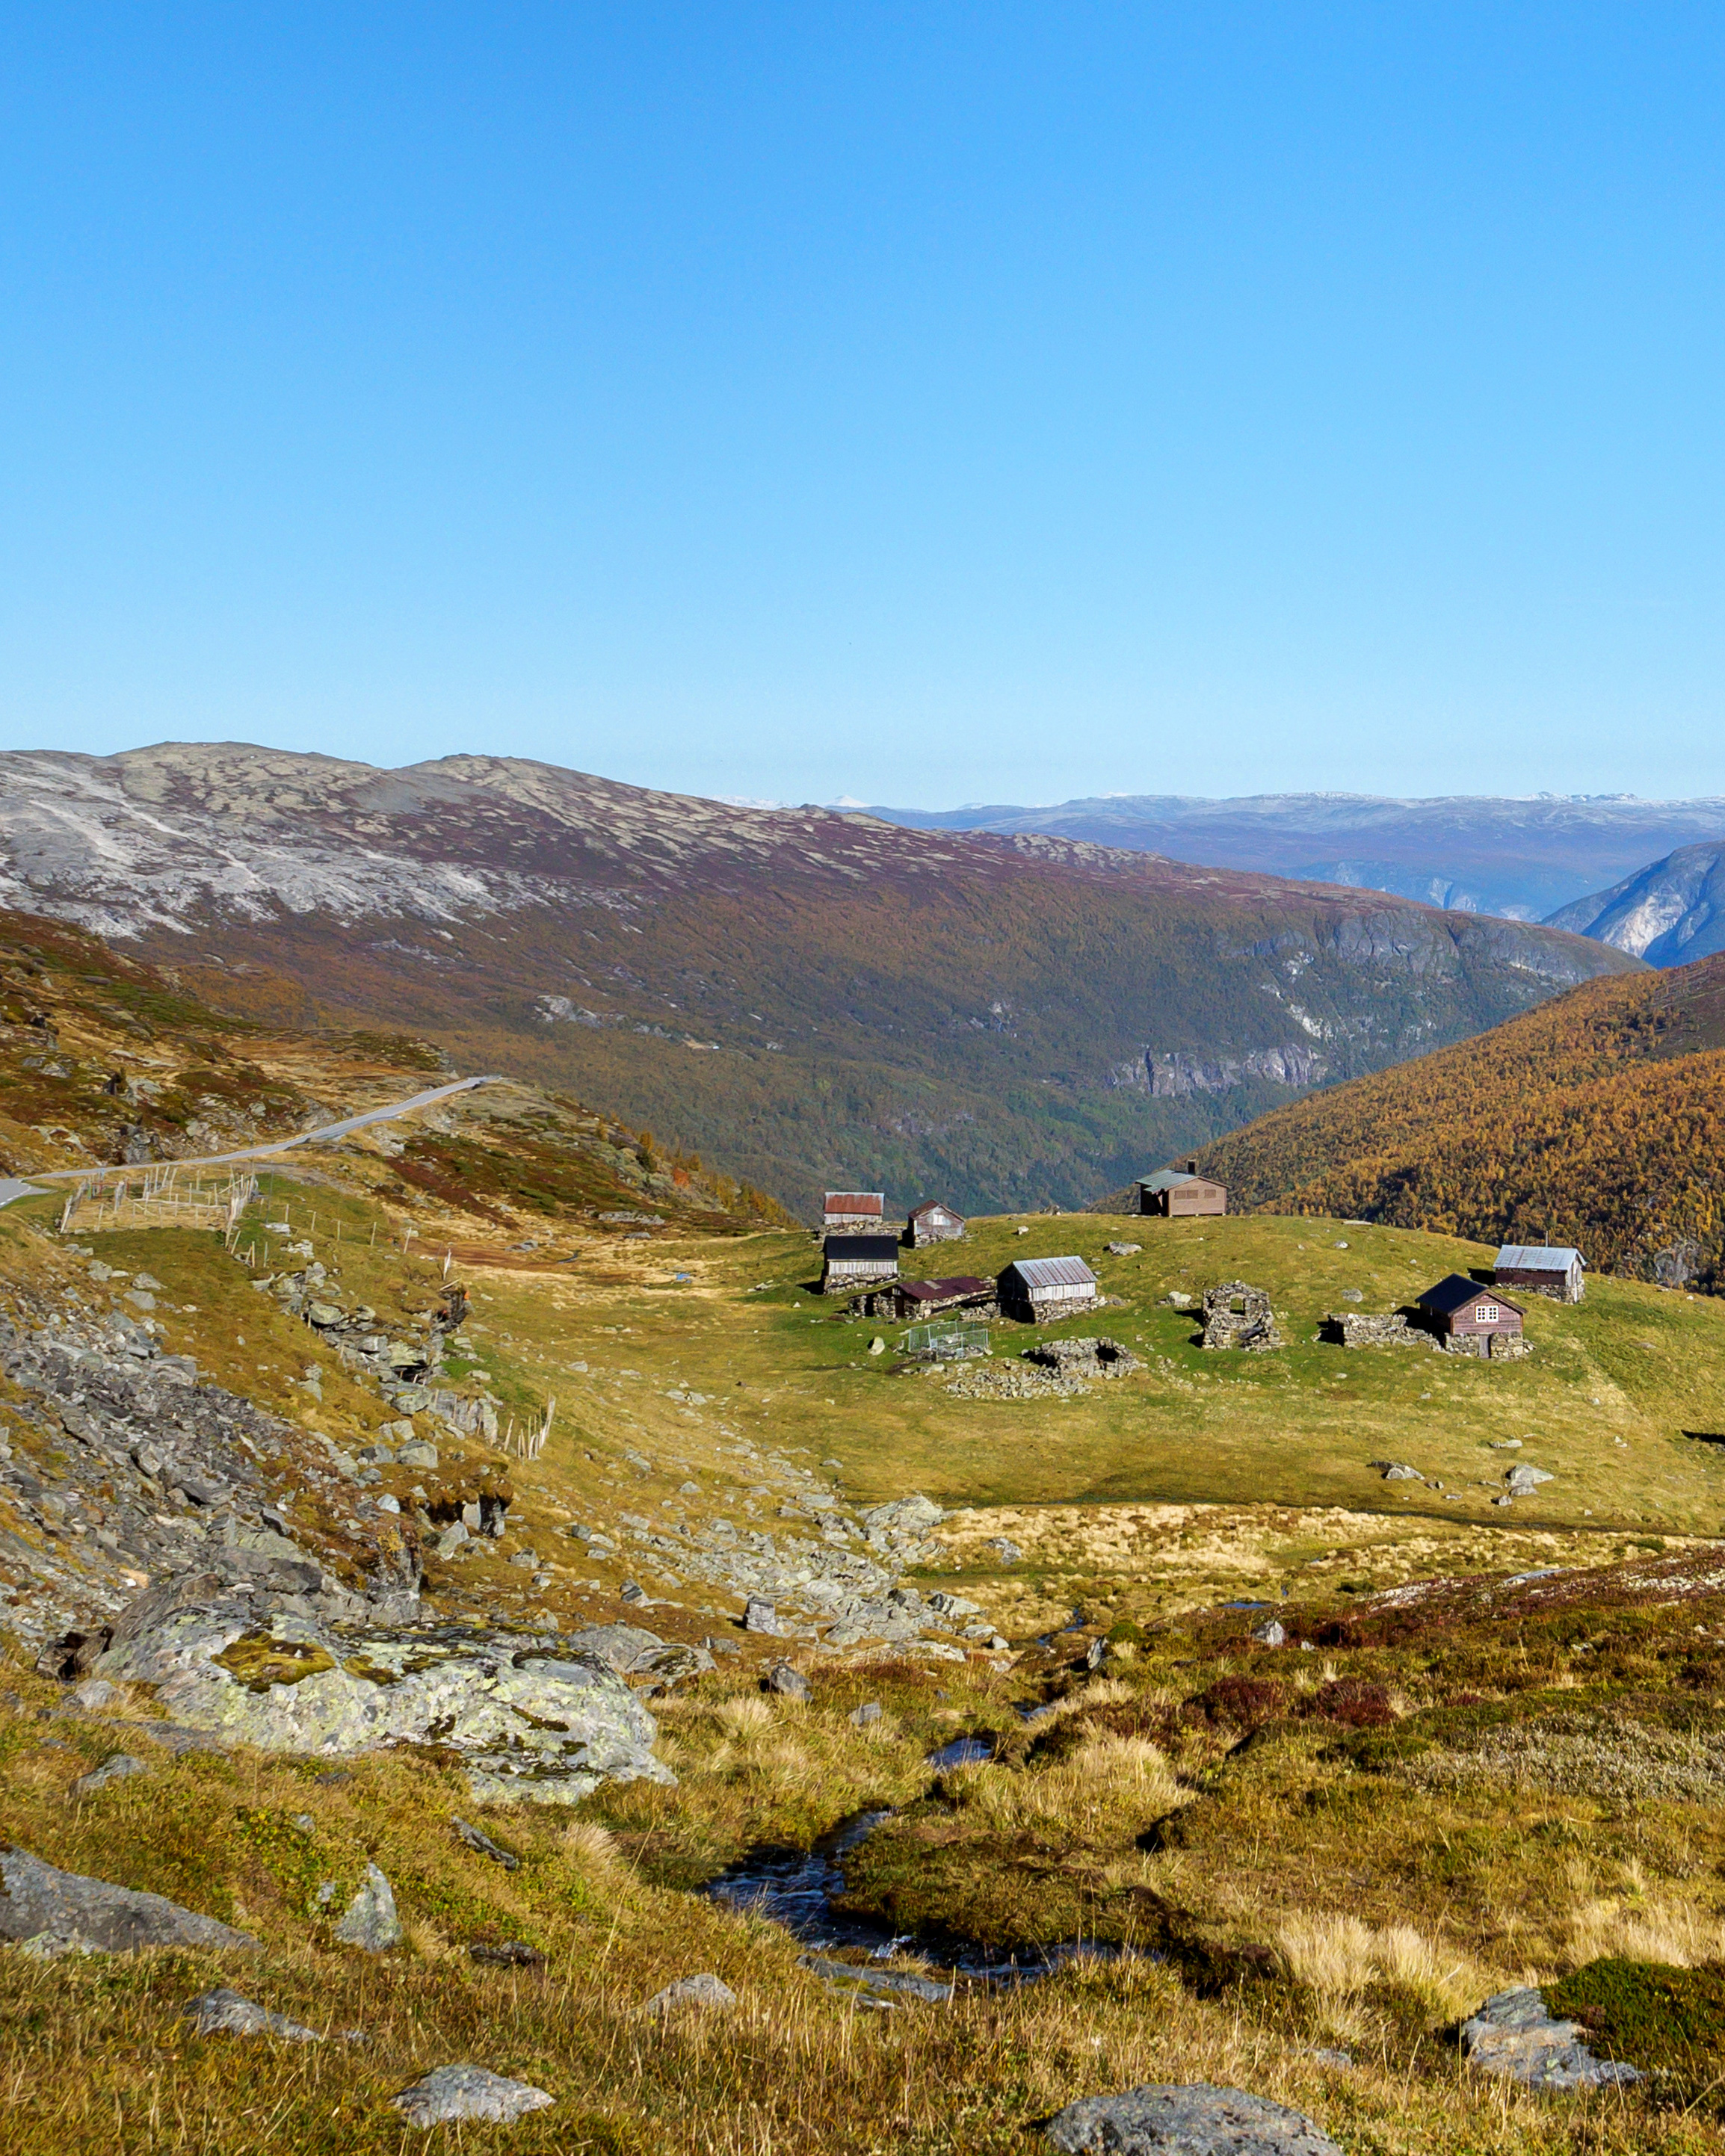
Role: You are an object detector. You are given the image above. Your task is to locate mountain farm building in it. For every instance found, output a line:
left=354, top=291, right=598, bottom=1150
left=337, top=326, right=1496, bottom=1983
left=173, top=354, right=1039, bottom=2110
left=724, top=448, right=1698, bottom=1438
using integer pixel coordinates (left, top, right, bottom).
left=1138, top=1162, right=1226, bottom=1217
left=890, top=1275, right=993, bottom=1321
left=1494, top=1245, right=1586, bottom=1303
left=824, top=1191, right=885, bottom=1233
left=906, top=1199, right=966, bottom=1247
left=821, top=1235, right=899, bottom=1295
left=1418, top=1274, right=1525, bottom=1346
left=999, top=1255, right=1099, bottom=1323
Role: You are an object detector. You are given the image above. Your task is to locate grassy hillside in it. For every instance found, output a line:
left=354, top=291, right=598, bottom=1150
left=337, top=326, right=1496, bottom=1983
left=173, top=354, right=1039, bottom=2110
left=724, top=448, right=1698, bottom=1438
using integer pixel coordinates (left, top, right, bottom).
left=0, top=906, right=788, bottom=1235
left=1195, top=953, right=1725, bottom=1291
left=10, top=1170, right=1725, bottom=2150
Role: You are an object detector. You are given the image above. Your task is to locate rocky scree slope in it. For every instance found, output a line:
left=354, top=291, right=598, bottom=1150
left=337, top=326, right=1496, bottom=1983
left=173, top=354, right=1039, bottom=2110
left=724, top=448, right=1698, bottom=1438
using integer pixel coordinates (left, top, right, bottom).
left=1194, top=951, right=1725, bottom=1291
left=0, top=746, right=1639, bottom=1217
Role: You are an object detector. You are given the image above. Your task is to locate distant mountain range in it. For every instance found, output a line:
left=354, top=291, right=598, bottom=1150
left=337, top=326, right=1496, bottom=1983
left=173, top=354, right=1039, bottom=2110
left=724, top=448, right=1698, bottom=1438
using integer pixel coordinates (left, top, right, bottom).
left=1196, top=949, right=1725, bottom=1292
left=1548, top=841, right=1725, bottom=966
left=0, top=745, right=1641, bottom=1217
left=868, top=791, right=1725, bottom=923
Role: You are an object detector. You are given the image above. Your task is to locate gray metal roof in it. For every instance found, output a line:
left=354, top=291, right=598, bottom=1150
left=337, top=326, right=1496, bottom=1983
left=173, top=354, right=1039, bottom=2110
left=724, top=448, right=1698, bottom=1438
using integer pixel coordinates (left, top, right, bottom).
left=1006, top=1255, right=1098, bottom=1291
left=1496, top=1245, right=1585, bottom=1271
left=1138, top=1170, right=1197, bottom=1193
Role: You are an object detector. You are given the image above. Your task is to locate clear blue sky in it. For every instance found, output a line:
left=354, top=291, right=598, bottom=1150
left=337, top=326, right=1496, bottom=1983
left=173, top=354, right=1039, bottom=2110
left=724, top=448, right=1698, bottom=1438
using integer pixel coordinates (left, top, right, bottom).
left=4, top=4, right=1725, bottom=806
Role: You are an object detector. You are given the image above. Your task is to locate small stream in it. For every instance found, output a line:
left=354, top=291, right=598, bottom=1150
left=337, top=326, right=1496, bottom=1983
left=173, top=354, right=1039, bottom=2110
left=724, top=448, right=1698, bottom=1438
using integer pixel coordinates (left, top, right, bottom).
left=702, top=1740, right=1135, bottom=1998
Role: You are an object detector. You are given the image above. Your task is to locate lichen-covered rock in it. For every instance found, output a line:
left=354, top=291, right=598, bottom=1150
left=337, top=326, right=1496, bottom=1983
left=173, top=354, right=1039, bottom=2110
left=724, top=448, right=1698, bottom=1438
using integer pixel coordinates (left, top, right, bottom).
left=333, top=1864, right=401, bottom=1950
left=391, top=2064, right=554, bottom=2125
left=1045, top=2083, right=1342, bottom=2155
left=0, top=1847, right=258, bottom=1956
left=646, top=1971, right=737, bottom=2013
left=182, top=1987, right=320, bottom=2040
left=1459, top=1987, right=1641, bottom=2090
left=93, top=1575, right=673, bottom=1804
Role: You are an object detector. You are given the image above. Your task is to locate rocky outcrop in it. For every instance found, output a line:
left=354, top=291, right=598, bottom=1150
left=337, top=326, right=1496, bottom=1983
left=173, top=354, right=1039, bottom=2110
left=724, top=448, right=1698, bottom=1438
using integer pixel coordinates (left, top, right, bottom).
left=92, top=1575, right=673, bottom=1804
left=0, top=1847, right=258, bottom=1956
left=1044, top=2082, right=1342, bottom=2155
left=1458, top=1987, right=1641, bottom=2090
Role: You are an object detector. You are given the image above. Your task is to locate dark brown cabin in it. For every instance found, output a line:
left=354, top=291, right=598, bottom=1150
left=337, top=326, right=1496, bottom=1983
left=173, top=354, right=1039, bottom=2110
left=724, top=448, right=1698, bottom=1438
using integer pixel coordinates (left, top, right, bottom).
left=1417, top=1274, right=1525, bottom=1341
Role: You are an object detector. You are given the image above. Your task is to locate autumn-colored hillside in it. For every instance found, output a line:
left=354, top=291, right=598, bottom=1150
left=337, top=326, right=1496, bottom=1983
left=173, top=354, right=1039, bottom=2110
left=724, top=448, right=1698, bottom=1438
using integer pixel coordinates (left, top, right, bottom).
left=0, top=907, right=788, bottom=1237
left=1196, top=952, right=1725, bottom=1291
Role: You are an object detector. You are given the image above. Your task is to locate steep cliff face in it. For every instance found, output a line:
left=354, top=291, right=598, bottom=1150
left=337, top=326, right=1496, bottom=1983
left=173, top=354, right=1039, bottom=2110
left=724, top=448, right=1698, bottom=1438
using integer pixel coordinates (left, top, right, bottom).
left=0, top=746, right=1641, bottom=1216
left=1546, top=840, right=1725, bottom=966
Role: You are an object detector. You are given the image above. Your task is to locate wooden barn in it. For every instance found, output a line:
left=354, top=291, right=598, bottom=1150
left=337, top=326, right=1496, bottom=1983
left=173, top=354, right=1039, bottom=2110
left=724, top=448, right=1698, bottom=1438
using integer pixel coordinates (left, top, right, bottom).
left=906, top=1199, right=966, bottom=1247
left=998, top=1254, right=1099, bottom=1323
left=1137, top=1160, right=1227, bottom=1218
left=820, top=1234, right=899, bottom=1296
left=890, top=1274, right=993, bottom=1321
left=824, top=1190, right=885, bottom=1233
left=1417, top=1274, right=1525, bottom=1345
left=1494, top=1244, right=1586, bottom=1303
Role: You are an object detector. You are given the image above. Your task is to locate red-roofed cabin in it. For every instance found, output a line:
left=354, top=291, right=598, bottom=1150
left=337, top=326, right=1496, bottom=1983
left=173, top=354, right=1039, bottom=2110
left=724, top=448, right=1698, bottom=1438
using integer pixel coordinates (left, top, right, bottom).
left=824, top=1190, right=885, bottom=1232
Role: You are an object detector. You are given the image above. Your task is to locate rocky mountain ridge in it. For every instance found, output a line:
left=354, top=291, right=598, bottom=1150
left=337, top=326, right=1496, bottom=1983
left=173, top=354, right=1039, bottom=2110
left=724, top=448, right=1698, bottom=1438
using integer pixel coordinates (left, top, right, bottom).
left=0, top=747, right=1641, bottom=1215
left=1546, top=839, right=1725, bottom=966
left=870, top=789, right=1725, bottom=921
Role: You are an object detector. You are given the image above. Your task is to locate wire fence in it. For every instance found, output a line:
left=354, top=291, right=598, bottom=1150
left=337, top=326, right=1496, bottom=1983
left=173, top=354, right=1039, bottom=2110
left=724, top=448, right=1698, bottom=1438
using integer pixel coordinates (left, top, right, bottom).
left=901, top=1321, right=990, bottom=1361
left=58, top=1165, right=259, bottom=1245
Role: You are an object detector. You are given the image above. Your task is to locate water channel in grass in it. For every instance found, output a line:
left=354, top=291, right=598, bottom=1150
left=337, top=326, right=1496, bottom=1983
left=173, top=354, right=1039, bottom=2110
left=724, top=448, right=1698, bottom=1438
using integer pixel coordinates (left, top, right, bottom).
left=701, top=1740, right=1137, bottom=1992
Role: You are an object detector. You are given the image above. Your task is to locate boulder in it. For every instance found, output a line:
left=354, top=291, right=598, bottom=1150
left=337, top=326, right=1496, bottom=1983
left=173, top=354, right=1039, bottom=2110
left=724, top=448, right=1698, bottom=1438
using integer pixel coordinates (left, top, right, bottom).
left=1506, top=1465, right=1555, bottom=1497
left=92, top=1575, right=673, bottom=1806
left=70, top=1754, right=150, bottom=1799
left=765, top=1663, right=811, bottom=1701
left=182, top=1987, right=321, bottom=2041
left=646, top=1972, right=737, bottom=2014
left=333, top=1864, right=401, bottom=1951
left=1044, top=2084, right=1342, bottom=2155
left=391, top=2065, right=555, bottom=2126
left=1458, top=1987, right=1641, bottom=2090
left=0, top=1847, right=258, bottom=1956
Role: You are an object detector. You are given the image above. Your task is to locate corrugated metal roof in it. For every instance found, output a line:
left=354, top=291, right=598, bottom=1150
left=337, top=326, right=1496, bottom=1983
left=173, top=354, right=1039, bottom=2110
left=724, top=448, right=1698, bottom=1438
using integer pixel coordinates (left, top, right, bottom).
left=1138, top=1170, right=1197, bottom=1193
left=1007, top=1255, right=1098, bottom=1291
left=909, top=1199, right=963, bottom=1220
left=824, top=1191, right=883, bottom=1212
left=1496, top=1245, right=1585, bottom=1271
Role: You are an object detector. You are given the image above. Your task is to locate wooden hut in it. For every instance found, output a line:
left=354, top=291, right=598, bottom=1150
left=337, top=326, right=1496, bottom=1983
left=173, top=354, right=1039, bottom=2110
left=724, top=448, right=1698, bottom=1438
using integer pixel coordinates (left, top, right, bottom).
left=906, top=1199, right=966, bottom=1247
left=1137, top=1160, right=1226, bottom=1218
left=998, top=1255, right=1099, bottom=1323
left=1417, top=1274, right=1525, bottom=1347
left=821, top=1234, right=899, bottom=1296
left=1494, top=1245, right=1585, bottom=1303
left=824, top=1190, right=885, bottom=1233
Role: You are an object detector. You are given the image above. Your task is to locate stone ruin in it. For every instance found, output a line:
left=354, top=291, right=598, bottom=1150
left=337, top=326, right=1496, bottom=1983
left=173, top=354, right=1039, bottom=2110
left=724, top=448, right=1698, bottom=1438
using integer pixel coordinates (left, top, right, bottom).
left=1022, top=1336, right=1141, bottom=1378
left=1200, top=1281, right=1282, bottom=1352
left=1323, top=1310, right=1432, bottom=1350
